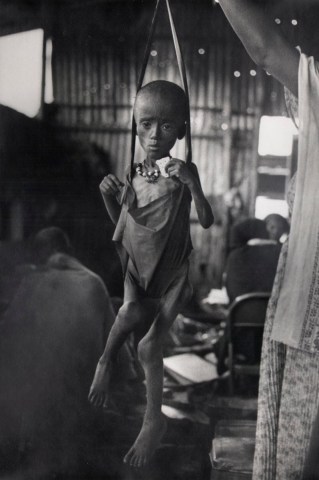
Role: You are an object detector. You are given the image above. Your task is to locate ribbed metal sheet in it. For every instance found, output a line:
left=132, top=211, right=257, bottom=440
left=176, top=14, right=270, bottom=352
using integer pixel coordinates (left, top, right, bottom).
left=51, top=1, right=285, bottom=286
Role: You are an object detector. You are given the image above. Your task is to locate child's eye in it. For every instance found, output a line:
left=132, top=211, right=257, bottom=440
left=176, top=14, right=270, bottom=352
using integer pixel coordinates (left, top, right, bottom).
left=141, top=121, right=151, bottom=129
left=162, top=123, right=172, bottom=131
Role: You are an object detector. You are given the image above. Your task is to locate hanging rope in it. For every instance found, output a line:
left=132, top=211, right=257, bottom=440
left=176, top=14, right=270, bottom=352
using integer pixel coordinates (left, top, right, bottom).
left=165, top=0, right=192, bottom=165
left=130, top=0, right=192, bottom=176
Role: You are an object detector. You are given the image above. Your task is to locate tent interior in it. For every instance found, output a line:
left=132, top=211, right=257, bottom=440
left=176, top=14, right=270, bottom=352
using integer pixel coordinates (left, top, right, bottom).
left=1, top=1, right=319, bottom=479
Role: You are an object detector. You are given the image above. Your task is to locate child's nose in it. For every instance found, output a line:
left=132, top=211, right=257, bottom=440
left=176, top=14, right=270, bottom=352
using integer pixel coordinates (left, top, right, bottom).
left=150, top=124, right=161, bottom=139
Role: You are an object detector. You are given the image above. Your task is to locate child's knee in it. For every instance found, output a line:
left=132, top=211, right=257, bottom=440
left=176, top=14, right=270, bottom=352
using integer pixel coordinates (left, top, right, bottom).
left=180, top=281, right=193, bottom=306
left=117, top=301, right=144, bottom=328
left=137, top=336, right=159, bottom=366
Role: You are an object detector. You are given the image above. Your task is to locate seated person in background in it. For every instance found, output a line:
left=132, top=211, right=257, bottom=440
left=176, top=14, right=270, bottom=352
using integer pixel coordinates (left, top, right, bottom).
left=0, top=240, right=35, bottom=317
left=0, top=227, right=136, bottom=477
left=216, top=218, right=281, bottom=374
left=264, top=213, right=290, bottom=244
left=225, top=218, right=281, bottom=303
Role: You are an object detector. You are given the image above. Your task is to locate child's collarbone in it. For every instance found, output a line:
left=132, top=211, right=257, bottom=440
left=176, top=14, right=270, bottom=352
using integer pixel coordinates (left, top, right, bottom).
left=133, top=174, right=179, bottom=208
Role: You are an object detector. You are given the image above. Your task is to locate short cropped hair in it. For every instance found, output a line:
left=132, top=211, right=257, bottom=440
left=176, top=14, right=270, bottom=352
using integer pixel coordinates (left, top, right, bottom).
left=134, top=80, right=188, bottom=137
left=264, top=214, right=290, bottom=233
left=33, top=227, right=71, bottom=264
left=230, top=218, right=269, bottom=250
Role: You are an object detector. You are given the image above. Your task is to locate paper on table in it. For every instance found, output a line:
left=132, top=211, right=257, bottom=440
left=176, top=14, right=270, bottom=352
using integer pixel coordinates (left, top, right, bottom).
left=202, top=287, right=229, bottom=306
left=163, top=353, right=219, bottom=385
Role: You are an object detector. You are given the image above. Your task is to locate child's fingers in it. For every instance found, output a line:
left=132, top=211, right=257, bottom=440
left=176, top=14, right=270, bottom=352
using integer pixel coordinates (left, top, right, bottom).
left=105, top=174, right=124, bottom=188
left=166, top=159, right=186, bottom=170
left=111, top=175, right=124, bottom=188
left=100, top=175, right=123, bottom=194
left=164, top=160, right=175, bottom=173
left=166, top=163, right=185, bottom=177
left=164, top=158, right=183, bottom=170
left=100, top=182, right=117, bottom=195
left=168, top=168, right=180, bottom=177
left=166, top=161, right=179, bottom=173
left=167, top=168, right=180, bottom=178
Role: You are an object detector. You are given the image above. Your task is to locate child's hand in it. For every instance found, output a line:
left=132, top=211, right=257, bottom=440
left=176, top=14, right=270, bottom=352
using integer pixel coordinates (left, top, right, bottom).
left=99, top=175, right=124, bottom=196
left=165, top=159, right=194, bottom=186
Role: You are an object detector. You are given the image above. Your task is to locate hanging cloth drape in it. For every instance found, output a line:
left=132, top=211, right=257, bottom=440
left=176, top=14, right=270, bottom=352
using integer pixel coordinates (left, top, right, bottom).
left=271, top=53, right=319, bottom=353
left=130, top=0, right=192, bottom=177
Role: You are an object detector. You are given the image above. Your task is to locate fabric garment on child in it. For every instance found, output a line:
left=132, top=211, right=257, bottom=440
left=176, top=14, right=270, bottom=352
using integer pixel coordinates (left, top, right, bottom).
left=113, top=170, right=193, bottom=299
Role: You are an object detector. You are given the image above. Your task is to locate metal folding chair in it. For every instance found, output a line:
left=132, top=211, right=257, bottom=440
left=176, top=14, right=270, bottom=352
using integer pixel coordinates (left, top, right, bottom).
left=227, top=292, right=270, bottom=394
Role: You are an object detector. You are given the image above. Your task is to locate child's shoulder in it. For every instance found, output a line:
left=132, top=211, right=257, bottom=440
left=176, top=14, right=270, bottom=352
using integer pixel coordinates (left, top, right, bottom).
left=123, top=164, right=137, bottom=179
left=188, top=162, right=199, bottom=174
left=187, top=162, right=200, bottom=181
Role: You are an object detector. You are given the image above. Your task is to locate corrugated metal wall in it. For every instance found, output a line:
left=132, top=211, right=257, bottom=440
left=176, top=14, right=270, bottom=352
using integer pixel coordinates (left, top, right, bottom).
left=50, top=1, right=281, bottom=287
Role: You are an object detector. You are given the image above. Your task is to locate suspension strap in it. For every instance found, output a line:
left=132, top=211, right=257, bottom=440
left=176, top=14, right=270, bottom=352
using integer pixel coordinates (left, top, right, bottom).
left=130, top=0, right=192, bottom=176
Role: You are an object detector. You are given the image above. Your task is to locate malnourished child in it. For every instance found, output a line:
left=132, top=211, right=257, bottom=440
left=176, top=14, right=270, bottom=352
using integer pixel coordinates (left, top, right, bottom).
left=89, top=80, right=214, bottom=468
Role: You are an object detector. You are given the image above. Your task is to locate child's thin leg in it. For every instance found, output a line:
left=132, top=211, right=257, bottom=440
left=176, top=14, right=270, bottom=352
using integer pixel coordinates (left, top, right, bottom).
left=124, top=265, right=192, bottom=467
left=89, top=283, right=157, bottom=408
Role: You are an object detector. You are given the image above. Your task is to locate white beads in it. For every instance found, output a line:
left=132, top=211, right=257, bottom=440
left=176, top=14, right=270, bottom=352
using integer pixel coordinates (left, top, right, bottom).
left=136, top=162, right=161, bottom=183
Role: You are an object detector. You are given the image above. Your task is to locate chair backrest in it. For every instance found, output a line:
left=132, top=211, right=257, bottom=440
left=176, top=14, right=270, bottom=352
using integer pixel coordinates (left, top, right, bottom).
left=228, top=292, right=271, bottom=329
left=227, top=292, right=271, bottom=392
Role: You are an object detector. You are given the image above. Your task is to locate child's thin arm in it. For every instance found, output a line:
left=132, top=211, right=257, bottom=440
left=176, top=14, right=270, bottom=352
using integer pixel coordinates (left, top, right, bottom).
left=99, top=174, right=124, bottom=225
left=166, top=160, right=214, bottom=229
left=188, top=175, right=214, bottom=229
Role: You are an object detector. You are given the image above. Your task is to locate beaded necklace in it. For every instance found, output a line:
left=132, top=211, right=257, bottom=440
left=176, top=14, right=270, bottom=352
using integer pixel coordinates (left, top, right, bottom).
left=135, top=156, right=171, bottom=184
left=135, top=161, right=160, bottom=183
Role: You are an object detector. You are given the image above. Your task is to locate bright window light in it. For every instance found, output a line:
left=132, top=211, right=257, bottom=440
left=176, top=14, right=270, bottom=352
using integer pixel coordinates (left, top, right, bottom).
left=258, top=116, right=298, bottom=156
left=0, top=29, right=44, bottom=117
left=255, top=196, right=289, bottom=219
left=45, top=38, right=53, bottom=104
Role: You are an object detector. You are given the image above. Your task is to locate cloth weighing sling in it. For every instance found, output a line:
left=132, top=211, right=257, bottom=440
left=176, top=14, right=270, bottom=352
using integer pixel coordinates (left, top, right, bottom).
left=113, top=0, right=193, bottom=298
left=271, top=53, right=319, bottom=353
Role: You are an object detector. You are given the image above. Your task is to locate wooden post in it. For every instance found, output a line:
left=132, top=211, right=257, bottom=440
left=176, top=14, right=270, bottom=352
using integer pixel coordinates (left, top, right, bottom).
left=249, top=68, right=265, bottom=216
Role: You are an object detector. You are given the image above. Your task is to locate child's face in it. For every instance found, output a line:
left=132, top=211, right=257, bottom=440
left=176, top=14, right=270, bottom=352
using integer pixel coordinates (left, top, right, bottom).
left=134, top=93, right=183, bottom=160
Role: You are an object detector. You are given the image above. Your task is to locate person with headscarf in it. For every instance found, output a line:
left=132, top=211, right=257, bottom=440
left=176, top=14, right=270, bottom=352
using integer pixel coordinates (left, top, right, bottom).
left=216, top=1, right=319, bottom=478
left=226, top=218, right=281, bottom=303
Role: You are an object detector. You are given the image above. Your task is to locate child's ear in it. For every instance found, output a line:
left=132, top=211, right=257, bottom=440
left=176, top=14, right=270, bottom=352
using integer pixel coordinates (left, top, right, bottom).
left=177, top=122, right=186, bottom=140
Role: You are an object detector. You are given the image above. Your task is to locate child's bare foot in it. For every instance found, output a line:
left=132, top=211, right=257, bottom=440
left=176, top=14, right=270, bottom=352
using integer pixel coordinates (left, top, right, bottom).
left=88, top=358, right=113, bottom=408
left=123, top=413, right=167, bottom=468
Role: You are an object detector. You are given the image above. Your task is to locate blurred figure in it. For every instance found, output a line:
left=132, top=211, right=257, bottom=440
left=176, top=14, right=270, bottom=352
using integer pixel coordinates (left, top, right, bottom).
left=0, top=227, right=136, bottom=478
left=224, top=187, right=246, bottom=228
left=32, top=225, right=71, bottom=263
left=0, top=239, right=35, bottom=316
left=265, top=213, right=290, bottom=244
left=216, top=218, right=281, bottom=375
left=225, top=218, right=281, bottom=303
